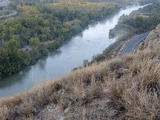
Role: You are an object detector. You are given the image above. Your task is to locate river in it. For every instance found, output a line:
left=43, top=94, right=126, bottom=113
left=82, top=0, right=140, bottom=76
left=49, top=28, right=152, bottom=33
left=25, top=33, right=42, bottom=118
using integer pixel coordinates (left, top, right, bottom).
left=0, top=4, right=147, bottom=97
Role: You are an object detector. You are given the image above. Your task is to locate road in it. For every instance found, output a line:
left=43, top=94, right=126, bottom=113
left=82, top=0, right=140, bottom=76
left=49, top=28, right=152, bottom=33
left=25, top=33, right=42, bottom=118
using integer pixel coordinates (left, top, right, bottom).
left=123, top=32, right=149, bottom=54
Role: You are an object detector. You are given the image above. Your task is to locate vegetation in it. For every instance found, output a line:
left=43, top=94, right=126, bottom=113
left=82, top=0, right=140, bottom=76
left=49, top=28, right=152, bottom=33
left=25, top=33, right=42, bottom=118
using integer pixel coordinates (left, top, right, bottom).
left=0, top=39, right=31, bottom=79
left=0, top=1, right=159, bottom=119
left=91, top=2, right=160, bottom=64
left=0, top=0, right=120, bottom=79
left=0, top=38, right=160, bottom=119
left=121, top=15, right=160, bottom=34
left=109, top=2, right=160, bottom=40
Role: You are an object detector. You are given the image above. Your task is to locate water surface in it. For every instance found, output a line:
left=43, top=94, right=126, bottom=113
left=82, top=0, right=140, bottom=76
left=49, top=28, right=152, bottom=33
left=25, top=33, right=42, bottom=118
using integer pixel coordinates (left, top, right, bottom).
left=0, top=5, right=147, bottom=97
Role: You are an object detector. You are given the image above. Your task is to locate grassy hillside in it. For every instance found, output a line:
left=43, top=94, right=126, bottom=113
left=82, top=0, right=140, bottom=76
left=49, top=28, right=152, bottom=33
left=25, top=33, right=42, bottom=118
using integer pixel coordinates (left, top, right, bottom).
left=0, top=25, right=160, bottom=119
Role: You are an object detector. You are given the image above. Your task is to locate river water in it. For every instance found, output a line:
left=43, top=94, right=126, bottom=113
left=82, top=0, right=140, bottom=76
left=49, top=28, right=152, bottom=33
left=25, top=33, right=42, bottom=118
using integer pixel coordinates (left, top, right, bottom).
left=0, top=4, right=147, bottom=97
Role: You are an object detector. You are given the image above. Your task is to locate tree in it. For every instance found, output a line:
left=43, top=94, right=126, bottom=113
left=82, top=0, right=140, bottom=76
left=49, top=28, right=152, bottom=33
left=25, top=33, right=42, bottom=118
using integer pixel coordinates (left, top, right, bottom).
left=6, top=39, right=19, bottom=53
left=29, top=37, right=40, bottom=47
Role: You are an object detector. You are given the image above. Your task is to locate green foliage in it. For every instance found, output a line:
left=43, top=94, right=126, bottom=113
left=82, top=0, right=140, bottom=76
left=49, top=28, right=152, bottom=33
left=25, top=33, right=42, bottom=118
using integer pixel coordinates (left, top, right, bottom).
left=29, top=37, right=40, bottom=47
left=48, top=40, right=62, bottom=51
left=119, top=2, right=160, bottom=34
left=0, top=47, right=31, bottom=79
left=7, top=39, right=19, bottom=53
left=128, top=15, right=160, bottom=33
left=39, top=44, right=48, bottom=56
left=0, top=1, right=119, bottom=48
left=0, top=0, right=120, bottom=79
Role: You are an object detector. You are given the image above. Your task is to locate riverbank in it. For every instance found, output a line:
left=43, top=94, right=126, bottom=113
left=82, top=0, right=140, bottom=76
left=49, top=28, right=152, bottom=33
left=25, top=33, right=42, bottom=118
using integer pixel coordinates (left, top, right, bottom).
left=92, top=1, right=160, bottom=63
left=0, top=5, right=147, bottom=98
left=0, top=1, right=121, bottom=80
left=0, top=0, right=153, bottom=80
left=1, top=27, right=160, bottom=119
left=0, top=2, right=159, bottom=119
left=91, top=32, right=150, bottom=63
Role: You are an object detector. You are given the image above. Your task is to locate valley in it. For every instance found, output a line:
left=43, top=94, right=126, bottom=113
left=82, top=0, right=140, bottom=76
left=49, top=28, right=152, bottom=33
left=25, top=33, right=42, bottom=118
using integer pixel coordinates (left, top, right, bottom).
left=0, top=0, right=160, bottom=119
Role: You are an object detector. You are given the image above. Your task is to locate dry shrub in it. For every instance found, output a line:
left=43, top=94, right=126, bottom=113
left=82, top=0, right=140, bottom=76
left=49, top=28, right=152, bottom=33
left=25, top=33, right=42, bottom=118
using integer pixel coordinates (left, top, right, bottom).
left=73, top=86, right=87, bottom=100
left=16, top=96, right=37, bottom=117
left=89, top=79, right=103, bottom=98
left=123, top=89, right=160, bottom=120
left=0, top=45, right=160, bottom=119
left=123, top=58, right=160, bottom=119
left=0, top=105, right=14, bottom=120
left=107, top=58, right=124, bottom=72
left=107, top=50, right=160, bottom=119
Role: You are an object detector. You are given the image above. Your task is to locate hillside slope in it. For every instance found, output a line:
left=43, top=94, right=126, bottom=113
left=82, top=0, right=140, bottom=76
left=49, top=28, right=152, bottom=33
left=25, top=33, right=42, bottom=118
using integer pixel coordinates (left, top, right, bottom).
left=0, top=25, right=160, bottom=120
left=138, top=24, right=160, bottom=50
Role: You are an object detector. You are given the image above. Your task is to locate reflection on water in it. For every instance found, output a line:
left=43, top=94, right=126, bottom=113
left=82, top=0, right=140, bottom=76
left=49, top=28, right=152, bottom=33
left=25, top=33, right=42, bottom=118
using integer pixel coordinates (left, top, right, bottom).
left=0, top=4, right=147, bottom=97
left=0, top=67, right=31, bottom=89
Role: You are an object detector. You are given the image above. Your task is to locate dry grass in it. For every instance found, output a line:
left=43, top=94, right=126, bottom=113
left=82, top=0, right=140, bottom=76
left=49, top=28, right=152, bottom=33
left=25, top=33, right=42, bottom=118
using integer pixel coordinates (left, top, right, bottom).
left=0, top=46, right=160, bottom=119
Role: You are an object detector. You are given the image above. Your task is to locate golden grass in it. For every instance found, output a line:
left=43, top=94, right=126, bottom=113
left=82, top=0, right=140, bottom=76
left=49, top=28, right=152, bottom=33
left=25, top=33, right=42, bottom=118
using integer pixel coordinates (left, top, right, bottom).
left=0, top=46, right=160, bottom=119
left=50, top=1, right=110, bottom=7
left=19, top=1, right=116, bottom=18
left=48, top=0, right=116, bottom=12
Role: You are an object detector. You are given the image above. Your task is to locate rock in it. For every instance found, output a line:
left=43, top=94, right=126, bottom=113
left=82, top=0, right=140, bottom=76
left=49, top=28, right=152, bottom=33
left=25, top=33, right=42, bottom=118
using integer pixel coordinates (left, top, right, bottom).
left=64, top=107, right=70, bottom=114
left=156, top=24, right=160, bottom=29
left=152, top=58, right=160, bottom=63
left=116, top=68, right=129, bottom=78
left=117, top=68, right=129, bottom=74
left=107, top=110, right=118, bottom=117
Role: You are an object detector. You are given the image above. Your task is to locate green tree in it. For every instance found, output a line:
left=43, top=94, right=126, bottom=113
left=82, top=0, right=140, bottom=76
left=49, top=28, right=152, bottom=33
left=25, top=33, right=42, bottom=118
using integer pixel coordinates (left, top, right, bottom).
left=29, top=37, right=40, bottom=47
left=7, top=39, right=19, bottom=53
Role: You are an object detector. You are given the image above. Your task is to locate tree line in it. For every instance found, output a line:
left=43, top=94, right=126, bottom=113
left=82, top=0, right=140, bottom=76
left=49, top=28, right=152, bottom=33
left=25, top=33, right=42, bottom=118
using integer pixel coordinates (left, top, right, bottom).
left=0, top=0, right=120, bottom=79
